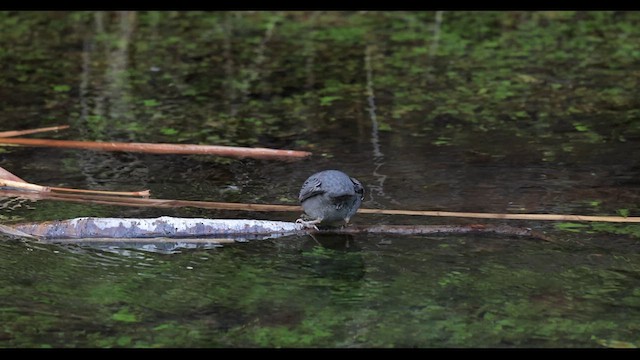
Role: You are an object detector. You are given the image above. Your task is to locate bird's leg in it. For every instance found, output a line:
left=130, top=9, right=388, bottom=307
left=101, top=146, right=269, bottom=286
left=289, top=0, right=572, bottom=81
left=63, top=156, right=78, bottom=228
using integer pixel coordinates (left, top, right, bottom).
left=296, top=217, right=322, bottom=231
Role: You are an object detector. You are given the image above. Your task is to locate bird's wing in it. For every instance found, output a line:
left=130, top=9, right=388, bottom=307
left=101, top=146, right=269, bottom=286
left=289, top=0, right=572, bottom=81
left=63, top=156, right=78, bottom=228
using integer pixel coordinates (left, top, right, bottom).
left=299, top=176, right=325, bottom=203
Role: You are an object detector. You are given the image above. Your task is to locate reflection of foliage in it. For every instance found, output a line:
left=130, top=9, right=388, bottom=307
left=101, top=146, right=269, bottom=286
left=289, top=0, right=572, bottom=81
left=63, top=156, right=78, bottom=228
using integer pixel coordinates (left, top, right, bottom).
left=1, top=236, right=639, bottom=347
left=1, top=11, right=639, bottom=148
left=557, top=222, right=640, bottom=238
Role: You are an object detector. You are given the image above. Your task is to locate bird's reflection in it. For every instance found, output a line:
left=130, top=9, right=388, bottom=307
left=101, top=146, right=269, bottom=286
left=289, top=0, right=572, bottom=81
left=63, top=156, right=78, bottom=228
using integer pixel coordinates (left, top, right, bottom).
left=299, top=233, right=365, bottom=281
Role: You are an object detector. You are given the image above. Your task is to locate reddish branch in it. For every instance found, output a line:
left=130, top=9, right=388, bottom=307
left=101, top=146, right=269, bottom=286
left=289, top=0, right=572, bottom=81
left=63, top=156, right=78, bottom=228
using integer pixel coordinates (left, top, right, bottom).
left=0, top=137, right=312, bottom=160
left=0, top=188, right=299, bottom=211
left=0, top=125, right=70, bottom=138
left=0, top=176, right=150, bottom=197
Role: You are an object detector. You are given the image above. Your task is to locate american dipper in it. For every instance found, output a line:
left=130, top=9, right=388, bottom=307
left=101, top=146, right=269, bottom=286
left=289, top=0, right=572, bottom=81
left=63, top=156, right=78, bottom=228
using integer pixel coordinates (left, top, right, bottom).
left=296, top=170, right=364, bottom=229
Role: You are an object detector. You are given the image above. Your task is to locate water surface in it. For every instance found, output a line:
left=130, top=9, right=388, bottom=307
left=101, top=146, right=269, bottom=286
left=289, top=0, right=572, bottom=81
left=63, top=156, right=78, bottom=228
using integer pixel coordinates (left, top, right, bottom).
left=0, top=11, right=639, bottom=348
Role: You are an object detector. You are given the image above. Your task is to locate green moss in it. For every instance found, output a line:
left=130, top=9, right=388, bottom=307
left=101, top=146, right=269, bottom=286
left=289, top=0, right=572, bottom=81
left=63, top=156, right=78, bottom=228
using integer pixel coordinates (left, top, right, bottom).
left=590, top=223, right=640, bottom=238
left=617, top=209, right=630, bottom=218
left=555, top=222, right=591, bottom=232
left=52, top=84, right=71, bottom=92
left=111, top=308, right=138, bottom=323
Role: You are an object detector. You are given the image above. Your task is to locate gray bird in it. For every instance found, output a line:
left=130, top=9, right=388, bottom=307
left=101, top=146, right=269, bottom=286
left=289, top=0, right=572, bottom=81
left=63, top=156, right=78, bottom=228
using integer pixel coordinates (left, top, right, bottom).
left=296, top=170, right=364, bottom=229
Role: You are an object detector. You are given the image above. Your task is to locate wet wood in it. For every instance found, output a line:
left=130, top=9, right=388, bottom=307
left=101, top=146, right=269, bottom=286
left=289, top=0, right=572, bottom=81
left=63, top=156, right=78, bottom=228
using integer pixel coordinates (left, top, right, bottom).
left=357, top=208, right=640, bottom=223
left=0, top=189, right=301, bottom=211
left=2, top=187, right=639, bottom=223
left=0, top=179, right=43, bottom=192
left=0, top=178, right=150, bottom=197
left=0, top=137, right=312, bottom=160
left=0, top=125, right=70, bottom=138
left=1, top=217, right=550, bottom=242
left=1, top=164, right=635, bottom=225
left=0, top=166, right=27, bottom=183
left=325, top=224, right=554, bottom=242
left=46, top=186, right=150, bottom=197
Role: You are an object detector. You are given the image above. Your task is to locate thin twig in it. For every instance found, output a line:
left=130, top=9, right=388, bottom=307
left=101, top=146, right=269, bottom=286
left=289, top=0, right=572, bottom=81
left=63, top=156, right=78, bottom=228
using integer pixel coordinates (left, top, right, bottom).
left=1, top=188, right=639, bottom=223
left=357, top=208, right=640, bottom=223
left=49, top=186, right=150, bottom=197
left=0, top=125, right=70, bottom=138
left=0, top=179, right=150, bottom=197
left=0, top=189, right=300, bottom=211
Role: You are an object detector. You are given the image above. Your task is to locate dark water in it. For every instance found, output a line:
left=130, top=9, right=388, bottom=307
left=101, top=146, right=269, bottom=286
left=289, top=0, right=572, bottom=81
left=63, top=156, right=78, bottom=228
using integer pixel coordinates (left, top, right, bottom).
left=1, top=11, right=640, bottom=348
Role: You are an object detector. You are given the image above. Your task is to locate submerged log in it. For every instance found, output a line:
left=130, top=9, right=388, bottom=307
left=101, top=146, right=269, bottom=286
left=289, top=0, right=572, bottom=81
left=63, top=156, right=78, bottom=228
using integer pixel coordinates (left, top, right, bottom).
left=328, top=224, right=549, bottom=239
left=1, top=217, right=552, bottom=243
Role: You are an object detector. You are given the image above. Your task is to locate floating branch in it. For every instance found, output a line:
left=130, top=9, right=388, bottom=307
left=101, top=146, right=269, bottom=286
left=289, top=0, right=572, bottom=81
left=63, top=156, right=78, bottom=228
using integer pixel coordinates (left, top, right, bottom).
left=327, top=224, right=553, bottom=242
left=1, top=188, right=639, bottom=223
left=0, top=178, right=150, bottom=197
left=0, top=167, right=27, bottom=183
left=0, top=125, right=69, bottom=138
left=0, top=189, right=298, bottom=211
left=0, top=166, right=149, bottom=197
left=357, top=208, right=640, bottom=223
left=0, top=137, right=312, bottom=160
left=2, top=216, right=550, bottom=243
